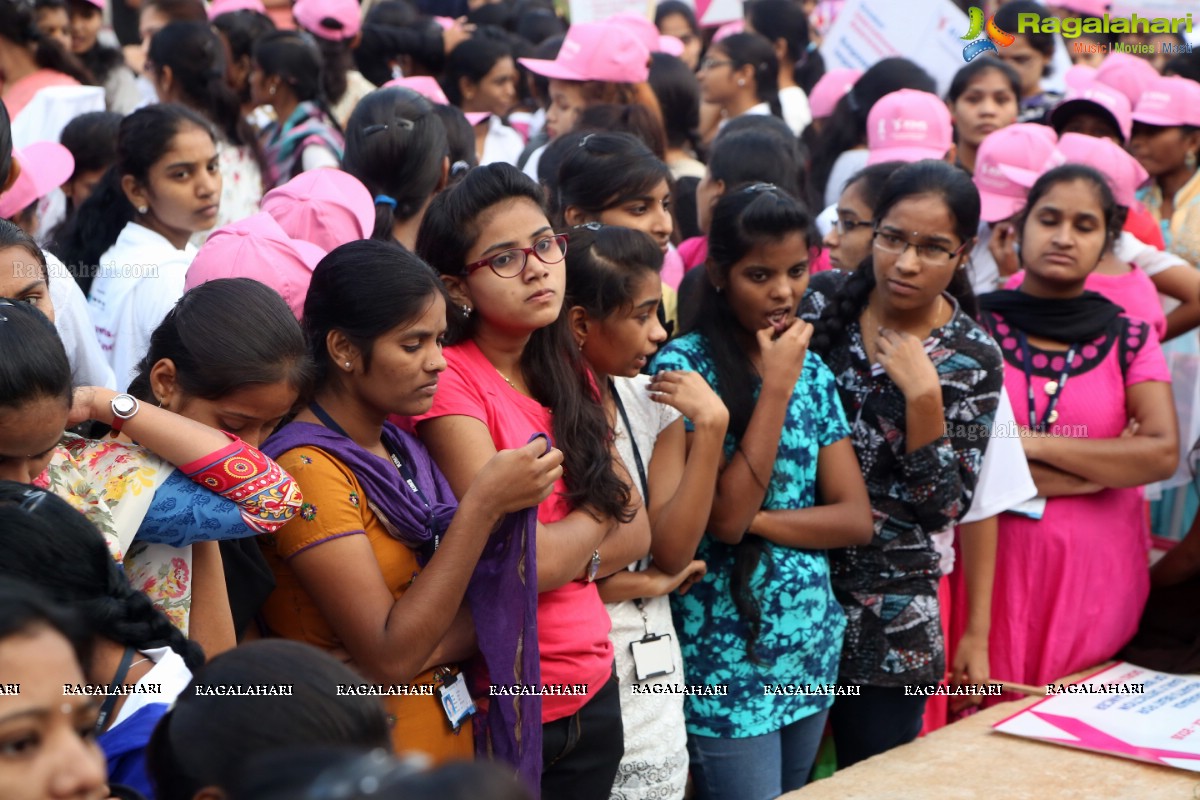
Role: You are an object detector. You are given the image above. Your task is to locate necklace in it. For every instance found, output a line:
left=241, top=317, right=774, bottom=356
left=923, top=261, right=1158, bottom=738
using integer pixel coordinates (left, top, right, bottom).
left=495, top=367, right=519, bottom=391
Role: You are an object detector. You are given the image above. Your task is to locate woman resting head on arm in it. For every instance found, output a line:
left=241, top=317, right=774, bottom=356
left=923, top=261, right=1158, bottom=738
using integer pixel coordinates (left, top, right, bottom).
left=0, top=578, right=109, bottom=800
left=0, top=482, right=205, bottom=798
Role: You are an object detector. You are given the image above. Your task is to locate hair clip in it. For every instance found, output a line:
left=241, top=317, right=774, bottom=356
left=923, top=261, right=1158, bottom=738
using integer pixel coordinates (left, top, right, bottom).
left=450, top=160, right=470, bottom=176
left=19, top=489, right=47, bottom=512
left=742, top=182, right=778, bottom=194
left=574, top=221, right=605, bottom=231
left=579, top=133, right=596, bottom=148
left=0, top=297, right=13, bottom=322
left=374, top=195, right=398, bottom=208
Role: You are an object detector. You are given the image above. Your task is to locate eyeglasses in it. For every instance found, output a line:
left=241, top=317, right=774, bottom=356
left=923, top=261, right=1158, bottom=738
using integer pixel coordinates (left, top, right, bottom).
left=699, top=57, right=734, bottom=70
left=872, top=230, right=968, bottom=263
left=464, top=233, right=569, bottom=279
left=835, top=216, right=873, bottom=236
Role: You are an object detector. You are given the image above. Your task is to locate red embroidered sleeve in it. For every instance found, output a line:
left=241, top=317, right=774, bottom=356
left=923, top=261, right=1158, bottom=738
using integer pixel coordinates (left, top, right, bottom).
left=179, top=433, right=303, bottom=533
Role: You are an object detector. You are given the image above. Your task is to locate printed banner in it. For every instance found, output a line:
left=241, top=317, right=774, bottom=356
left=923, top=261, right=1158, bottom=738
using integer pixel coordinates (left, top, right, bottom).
left=993, top=662, right=1200, bottom=772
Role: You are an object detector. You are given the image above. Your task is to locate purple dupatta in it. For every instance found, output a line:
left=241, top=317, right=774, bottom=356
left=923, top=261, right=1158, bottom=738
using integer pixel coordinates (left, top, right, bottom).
left=263, top=421, right=542, bottom=792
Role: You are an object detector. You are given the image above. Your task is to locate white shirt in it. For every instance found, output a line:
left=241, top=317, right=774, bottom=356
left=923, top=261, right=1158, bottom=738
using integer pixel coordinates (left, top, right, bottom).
left=824, top=148, right=869, bottom=208
left=88, top=223, right=195, bottom=391
left=778, top=86, right=812, bottom=137
left=930, top=387, right=1036, bottom=575
left=480, top=116, right=525, bottom=167
left=523, top=143, right=547, bottom=182
left=109, top=646, right=192, bottom=729
left=46, top=251, right=116, bottom=390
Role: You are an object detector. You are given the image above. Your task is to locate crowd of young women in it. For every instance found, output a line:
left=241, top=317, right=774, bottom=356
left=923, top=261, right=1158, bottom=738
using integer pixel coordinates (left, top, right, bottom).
left=1, top=0, right=1198, bottom=798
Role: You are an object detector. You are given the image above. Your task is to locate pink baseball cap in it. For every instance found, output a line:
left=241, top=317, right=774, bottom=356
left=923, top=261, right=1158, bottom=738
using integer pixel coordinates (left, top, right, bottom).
left=185, top=213, right=326, bottom=320
left=208, top=0, right=266, bottom=19
left=261, top=170, right=375, bottom=253
left=866, top=90, right=953, bottom=166
left=0, top=142, right=74, bottom=219
left=1132, top=75, right=1200, bottom=128
left=1054, top=132, right=1148, bottom=208
left=712, top=20, right=744, bottom=43
left=1063, top=64, right=1096, bottom=92
left=972, top=124, right=1063, bottom=223
left=518, top=22, right=650, bottom=84
left=382, top=77, right=490, bottom=126
left=292, top=0, right=360, bottom=41
left=607, top=12, right=684, bottom=57
left=1094, top=52, right=1160, bottom=108
left=1050, top=79, right=1133, bottom=142
left=809, top=68, right=861, bottom=119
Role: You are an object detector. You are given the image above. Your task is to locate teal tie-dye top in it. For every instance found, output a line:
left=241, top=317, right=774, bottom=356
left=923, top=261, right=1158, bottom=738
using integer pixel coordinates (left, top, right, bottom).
left=652, top=332, right=850, bottom=738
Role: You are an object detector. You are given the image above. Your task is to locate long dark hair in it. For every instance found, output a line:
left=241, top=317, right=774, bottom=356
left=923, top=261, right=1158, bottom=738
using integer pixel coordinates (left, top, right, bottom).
left=0, top=482, right=205, bottom=670
left=0, top=0, right=92, bottom=85
left=747, top=0, right=823, bottom=91
left=563, top=223, right=664, bottom=320
left=52, top=103, right=216, bottom=295
left=303, top=239, right=448, bottom=392
left=416, top=164, right=633, bottom=521
left=211, top=9, right=277, bottom=104
left=714, top=33, right=781, bottom=118
left=810, top=160, right=980, bottom=357
left=553, top=131, right=671, bottom=227
left=809, top=57, right=936, bottom=206
left=441, top=35, right=511, bottom=107
left=707, top=123, right=803, bottom=201
left=648, top=52, right=700, bottom=155
left=0, top=575, right=91, bottom=667
left=343, top=87, right=447, bottom=237
left=148, top=21, right=255, bottom=150
left=46, top=110, right=121, bottom=247
left=146, top=640, right=392, bottom=800
left=127, top=278, right=312, bottom=406
left=253, top=31, right=341, bottom=132
left=0, top=300, right=71, bottom=409
left=576, top=104, right=667, bottom=160
left=693, top=185, right=816, bottom=663
left=72, top=0, right=126, bottom=84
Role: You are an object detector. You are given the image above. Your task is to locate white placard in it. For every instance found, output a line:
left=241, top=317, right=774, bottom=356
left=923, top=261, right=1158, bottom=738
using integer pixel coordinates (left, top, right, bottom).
left=568, top=0, right=654, bottom=25
left=993, top=662, right=1200, bottom=772
left=818, top=0, right=971, bottom=97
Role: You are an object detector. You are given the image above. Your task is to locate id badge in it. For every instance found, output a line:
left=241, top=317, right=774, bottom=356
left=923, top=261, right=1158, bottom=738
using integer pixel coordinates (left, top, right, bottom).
left=436, top=672, right=476, bottom=732
left=629, top=634, right=675, bottom=682
left=1007, top=496, right=1047, bottom=520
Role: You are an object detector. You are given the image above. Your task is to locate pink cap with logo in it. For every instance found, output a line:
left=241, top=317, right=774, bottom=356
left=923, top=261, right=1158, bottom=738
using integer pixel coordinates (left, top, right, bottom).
left=809, top=69, right=862, bottom=119
left=261, top=170, right=375, bottom=253
left=866, top=90, right=953, bottom=166
left=382, top=77, right=490, bottom=126
left=1094, top=52, right=1160, bottom=108
left=1133, top=75, right=1200, bottom=127
left=208, top=0, right=266, bottom=19
left=972, top=124, right=1062, bottom=222
left=1050, top=79, right=1133, bottom=142
left=518, top=22, right=651, bottom=84
left=0, top=142, right=74, bottom=219
left=1054, top=132, right=1148, bottom=208
left=185, top=212, right=326, bottom=320
left=292, top=0, right=361, bottom=41
left=605, top=12, right=684, bottom=57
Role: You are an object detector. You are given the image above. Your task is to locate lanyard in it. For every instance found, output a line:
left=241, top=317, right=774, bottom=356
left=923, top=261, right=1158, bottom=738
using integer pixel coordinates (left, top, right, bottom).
left=1017, top=334, right=1078, bottom=433
left=610, top=381, right=653, bottom=610
left=309, top=402, right=439, bottom=551
left=95, top=646, right=135, bottom=733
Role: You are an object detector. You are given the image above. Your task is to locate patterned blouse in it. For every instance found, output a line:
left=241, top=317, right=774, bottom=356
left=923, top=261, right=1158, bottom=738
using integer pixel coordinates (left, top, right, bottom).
left=801, top=271, right=1003, bottom=686
left=653, top=332, right=851, bottom=738
left=36, top=433, right=302, bottom=631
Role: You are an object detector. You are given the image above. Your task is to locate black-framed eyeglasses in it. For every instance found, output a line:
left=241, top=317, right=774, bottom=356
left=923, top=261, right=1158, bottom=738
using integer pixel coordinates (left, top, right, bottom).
left=464, top=233, right=569, bottom=279
left=835, top=216, right=873, bottom=236
left=872, top=229, right=968, bottom=263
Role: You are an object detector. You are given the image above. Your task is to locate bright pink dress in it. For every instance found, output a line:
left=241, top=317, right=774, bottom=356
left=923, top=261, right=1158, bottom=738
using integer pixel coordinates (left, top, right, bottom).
left=1005, top=268, right=1167, bottom=342
left=982, top=311, right=1169, bottom=687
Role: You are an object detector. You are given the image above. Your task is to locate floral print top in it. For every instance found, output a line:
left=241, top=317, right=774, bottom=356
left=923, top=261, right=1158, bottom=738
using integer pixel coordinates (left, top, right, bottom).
left=652, top=332, right=852, bottom=738
left=801, top=271, right=1003, bottom=686
left=36, top=433, right=302, bottom=631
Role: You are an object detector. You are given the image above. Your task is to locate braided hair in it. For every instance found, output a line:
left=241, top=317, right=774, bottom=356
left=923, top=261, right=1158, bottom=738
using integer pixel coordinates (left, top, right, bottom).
left=809, top=160, right=980, bottom=358
left=714, top=33, right=781, bottom=119
left=0, top=482, right=205, bottom=671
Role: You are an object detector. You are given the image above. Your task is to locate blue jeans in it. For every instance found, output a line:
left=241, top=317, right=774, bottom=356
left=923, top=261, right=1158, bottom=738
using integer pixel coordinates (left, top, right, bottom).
left=687, top=709, right=829, bottom=800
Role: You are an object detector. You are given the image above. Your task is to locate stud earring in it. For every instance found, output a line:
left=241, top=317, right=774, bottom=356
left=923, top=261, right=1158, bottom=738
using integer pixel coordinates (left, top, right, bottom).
left=137, top=205, right=148, bottom=214
left=344, top=361, right=352, bottom=369
left=737, top=78, right=745, bottom=86
left=461, top=305, right=472, bottom=317
left=269, top=84, right=277, bottom=97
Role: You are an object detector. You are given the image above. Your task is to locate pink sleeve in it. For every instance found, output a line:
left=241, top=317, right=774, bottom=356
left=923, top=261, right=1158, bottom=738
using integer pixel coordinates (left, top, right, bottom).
left=1124, top=320, right=1170, bottom=386
left=411, top=346, right=490, bottom=425
left=1003, top=271, right=1025, bottom=290
left=178, top=434, right=303, bottom=533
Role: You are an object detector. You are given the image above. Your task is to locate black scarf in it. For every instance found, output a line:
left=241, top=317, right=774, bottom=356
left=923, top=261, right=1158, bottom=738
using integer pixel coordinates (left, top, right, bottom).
left=977, top=289, right=1122, bottom=342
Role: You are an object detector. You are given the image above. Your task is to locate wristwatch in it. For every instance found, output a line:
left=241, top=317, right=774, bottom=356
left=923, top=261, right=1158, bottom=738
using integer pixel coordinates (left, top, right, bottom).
left=585, top=549, right=601, bottom=583
left=109, top=393, right=140, bottom=435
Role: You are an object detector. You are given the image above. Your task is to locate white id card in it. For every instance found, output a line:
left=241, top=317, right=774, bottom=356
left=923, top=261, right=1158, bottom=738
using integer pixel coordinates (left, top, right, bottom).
left=1007, top=496, right=1047, bottom=520
left=437, top=673, right=476, bottom=731
left=630, top=634, right=675, bottom=681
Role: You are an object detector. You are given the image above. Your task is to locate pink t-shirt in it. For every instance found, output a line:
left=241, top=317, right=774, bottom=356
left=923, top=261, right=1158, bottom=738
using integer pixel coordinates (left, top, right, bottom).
left=413, top=340, right=614, bottom=723
left=1004, top=267, right=1167, bottom=341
